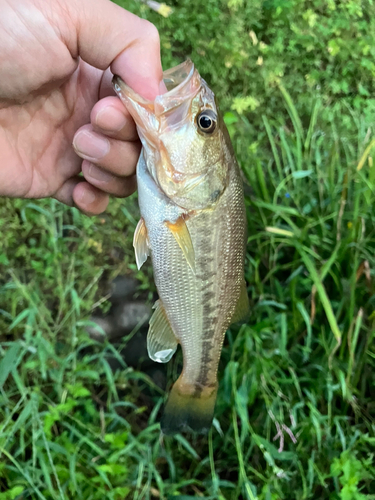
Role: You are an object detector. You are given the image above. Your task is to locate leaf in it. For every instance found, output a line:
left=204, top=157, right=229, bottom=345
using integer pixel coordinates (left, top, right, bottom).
left=266, top=226, right=294, bottom=237
left=174, top=434, right=200, bottom=460
left=297, top=246, right=342, bottom=349
left=357, top=137, right=375, bottom=171
left=231, top=95, right=260, bottom=114
left=0, top=254, right=9, bottom=265
left=10, top=486, right=25, bottom=500
left=292, top=170, right=313, bottom=179
left=8, top=309, right=32, bottom=331
left=223, top=112, right=238, bottom=125
left=296, top=301, right=312, bottom=361
left=97, top=463, right=128, bottom=476
left=68, top=383, right=91, bottom=398
left=0, top=342, right=21, bottom=387
left=104, top=432, right=129, bottom=449
left=263, top=115, right=283, bottom=179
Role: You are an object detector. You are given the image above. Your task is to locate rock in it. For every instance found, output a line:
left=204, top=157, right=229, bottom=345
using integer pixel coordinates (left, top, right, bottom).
left=86, top=301, right=152, bottom=343
left=112, top=302, right=152, bottom=334
left=86, top=316, right=115, bottom=342
left=110, top=275, right=139, bottom=303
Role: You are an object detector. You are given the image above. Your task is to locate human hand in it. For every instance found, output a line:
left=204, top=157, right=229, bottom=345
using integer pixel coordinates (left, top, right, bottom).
left=0, top=0, right=164, bottom=214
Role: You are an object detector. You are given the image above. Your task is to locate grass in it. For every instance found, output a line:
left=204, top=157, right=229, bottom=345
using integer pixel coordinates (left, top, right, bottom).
left=1, top=1, right=375, bottom=499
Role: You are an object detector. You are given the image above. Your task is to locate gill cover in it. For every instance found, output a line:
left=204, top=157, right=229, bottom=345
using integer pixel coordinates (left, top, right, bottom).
left=113, top=60, right=228, bottom=211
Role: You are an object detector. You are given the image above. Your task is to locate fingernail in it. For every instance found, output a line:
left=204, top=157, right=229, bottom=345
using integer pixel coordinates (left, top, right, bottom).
left=78, top=187, right=97, bottom=205
left=88, top=163, right=114, bottom=183
left=73, top=130, right=110, bottom=160
left=96, top=106, right=127, bottom=132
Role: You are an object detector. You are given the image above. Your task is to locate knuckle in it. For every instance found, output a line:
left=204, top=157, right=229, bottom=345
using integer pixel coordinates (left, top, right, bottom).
left=142, top=20, right=160, bottom=44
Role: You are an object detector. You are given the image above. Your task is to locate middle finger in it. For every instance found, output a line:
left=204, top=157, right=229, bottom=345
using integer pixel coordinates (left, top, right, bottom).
left=73, top=124, right=141, bottom=177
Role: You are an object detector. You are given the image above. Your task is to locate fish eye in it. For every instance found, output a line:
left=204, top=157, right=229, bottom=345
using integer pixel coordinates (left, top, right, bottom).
left=197, top=110, right=217, bottom=134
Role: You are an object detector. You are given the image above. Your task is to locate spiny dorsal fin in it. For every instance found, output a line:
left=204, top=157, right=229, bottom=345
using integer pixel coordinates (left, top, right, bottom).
left=133, top=217, right=150, bottom=270
left=147, top=300, right=178, bottom=363
left=165, top=215, right=195, bottom=273
left=231, top=280, right=250, bottom=324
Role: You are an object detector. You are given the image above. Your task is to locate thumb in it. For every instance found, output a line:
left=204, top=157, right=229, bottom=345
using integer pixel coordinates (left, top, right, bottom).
left=67, top=0, right=164, bottom=100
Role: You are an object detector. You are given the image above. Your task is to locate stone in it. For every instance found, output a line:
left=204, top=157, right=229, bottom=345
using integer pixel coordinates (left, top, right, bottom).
left=86, top=316, right=115, bottom=342
left=110, top=275, right=139, bottom=303
left=113, top=302, right=152, bottom=334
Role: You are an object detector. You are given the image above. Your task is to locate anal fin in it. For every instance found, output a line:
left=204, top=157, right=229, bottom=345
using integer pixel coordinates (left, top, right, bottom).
left=165, top=215, right=195, bottom=273
left=231, top=280, right=250, bottom=324
left=133, top=217, right=150, bottom=270
left=147, top=300, right=178, bottom=363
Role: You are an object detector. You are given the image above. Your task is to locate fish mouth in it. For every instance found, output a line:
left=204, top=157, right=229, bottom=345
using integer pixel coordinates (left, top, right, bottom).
left=161, top=59, right=195, bottom=92
left=112, top=59, right=201, bottom=116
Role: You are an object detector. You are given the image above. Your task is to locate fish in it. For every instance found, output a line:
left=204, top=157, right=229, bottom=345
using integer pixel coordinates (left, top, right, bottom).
left=113, top=60, right=248, bottom=435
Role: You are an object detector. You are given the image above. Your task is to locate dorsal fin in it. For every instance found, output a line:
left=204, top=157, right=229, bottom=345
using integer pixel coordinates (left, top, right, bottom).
left=165, top=215, right=195, bottom=273
left=133, top=218, right=150, bottom=270
left=147, top=300, right=178, bottom=363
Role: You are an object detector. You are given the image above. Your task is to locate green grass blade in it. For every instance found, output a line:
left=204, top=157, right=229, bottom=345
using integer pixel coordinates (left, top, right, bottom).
left=297, top=246, right=342, bottom=349
left=262, top=115, right=283, bottom=180
left=0, top=342, right=22, bottom=386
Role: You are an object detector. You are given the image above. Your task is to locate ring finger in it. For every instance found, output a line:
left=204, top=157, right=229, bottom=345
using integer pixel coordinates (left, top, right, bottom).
left=81, top=160, right=137, bottom=197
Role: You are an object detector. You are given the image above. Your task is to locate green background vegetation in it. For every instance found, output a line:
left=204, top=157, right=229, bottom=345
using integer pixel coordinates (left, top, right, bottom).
left=1, top=0, right=375, bottom=498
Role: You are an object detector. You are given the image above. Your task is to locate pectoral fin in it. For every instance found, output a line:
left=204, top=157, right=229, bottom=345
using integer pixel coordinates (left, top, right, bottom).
left=133, top=218, right=150, bottom=270
left=165, top=216, right=195, bottom=273
left=231, top=281, right=250, bottom=324
left=147, top=300, right=178, bottom=363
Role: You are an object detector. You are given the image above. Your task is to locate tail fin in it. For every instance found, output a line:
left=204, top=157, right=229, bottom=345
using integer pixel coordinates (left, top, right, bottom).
left=160, top=377, right=218, bottom=435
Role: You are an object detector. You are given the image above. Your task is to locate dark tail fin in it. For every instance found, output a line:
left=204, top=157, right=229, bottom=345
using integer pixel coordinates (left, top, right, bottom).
left=160, top=377, right=218, bottom=435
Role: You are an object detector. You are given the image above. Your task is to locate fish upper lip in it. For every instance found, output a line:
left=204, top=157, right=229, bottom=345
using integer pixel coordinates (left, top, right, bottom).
left=160, top=59, right=195, bottom=97
left=113, top=59, right=200, bottom=115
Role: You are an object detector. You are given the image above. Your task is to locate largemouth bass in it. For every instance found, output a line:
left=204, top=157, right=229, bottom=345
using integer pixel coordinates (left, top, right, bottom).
left=113, top=60, right=248, bottom=434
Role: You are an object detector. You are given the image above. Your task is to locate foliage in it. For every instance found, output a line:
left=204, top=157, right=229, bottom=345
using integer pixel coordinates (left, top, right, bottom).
left=331, top=450, right=374, bottom=500
left=1, top=0, right=375, bottom=499
left=119, top=0, right=375, bottom=126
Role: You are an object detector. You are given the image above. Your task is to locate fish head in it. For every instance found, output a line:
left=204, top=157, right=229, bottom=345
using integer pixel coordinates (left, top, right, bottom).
left=113, top=60, right=229, bottom=211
